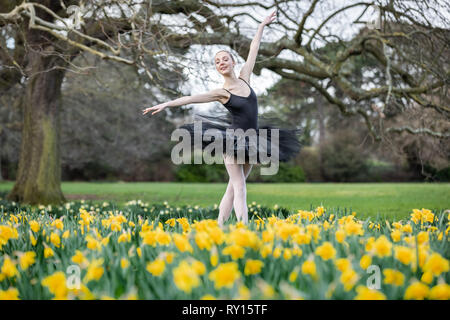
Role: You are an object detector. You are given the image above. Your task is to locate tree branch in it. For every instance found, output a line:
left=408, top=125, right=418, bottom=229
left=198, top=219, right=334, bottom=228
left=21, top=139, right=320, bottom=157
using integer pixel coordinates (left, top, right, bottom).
left=386, top=126, right=450, bottom=138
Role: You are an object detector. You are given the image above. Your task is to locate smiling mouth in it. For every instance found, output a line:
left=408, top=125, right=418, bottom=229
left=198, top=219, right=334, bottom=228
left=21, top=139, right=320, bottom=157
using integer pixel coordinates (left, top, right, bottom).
left=220, top=67, right=227, bottom=71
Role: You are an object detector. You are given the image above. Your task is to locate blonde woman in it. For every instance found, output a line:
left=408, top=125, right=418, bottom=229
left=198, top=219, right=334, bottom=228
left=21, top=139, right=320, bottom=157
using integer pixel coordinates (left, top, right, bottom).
left=143, top=10, right=302, bottom=227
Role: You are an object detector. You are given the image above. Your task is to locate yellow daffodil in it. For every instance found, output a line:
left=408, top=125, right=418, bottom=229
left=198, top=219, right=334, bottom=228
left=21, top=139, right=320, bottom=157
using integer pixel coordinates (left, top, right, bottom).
left=208, top=262, right=241, bottom=289
left=173, top=260, right=200, bottom=293
left=244, top=259, right=264, bottom=275
left=404, top=281, right=429, bottom=300
left=146, top=258, right=165, bottom=277
left=0, top=287, right=20, bottom=300
left=315, top=242, right=336, bottom=260
left=383, top=269, right=404, bottom=286
left=354, top=286, right=386, bottom=300
left=19, top=251, right=36, bottom=270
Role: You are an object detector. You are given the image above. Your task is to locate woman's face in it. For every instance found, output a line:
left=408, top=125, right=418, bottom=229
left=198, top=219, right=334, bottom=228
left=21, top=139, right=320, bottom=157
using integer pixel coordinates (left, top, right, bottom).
left=215, top=51, right=235, bottom=76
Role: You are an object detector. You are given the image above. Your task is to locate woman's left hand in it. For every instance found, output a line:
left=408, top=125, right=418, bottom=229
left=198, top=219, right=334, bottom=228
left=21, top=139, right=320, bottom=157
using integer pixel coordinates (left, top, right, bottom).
left=261, top=10, right=277, bottom=26
left=142, top=102, right=168, bottom=116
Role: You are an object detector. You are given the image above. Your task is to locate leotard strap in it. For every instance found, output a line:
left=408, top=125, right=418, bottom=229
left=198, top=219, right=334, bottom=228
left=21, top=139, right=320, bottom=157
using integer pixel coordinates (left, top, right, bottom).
left=238, top=77, right=251, bottom=89
left=223, top=77, right=251, bottom=99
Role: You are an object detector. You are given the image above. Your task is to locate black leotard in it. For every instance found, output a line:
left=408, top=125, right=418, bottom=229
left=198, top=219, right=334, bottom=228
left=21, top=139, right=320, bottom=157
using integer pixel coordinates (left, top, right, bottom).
left=179, top=76, right=303, bottom=163
left=222, top=77, right=258, bottom=131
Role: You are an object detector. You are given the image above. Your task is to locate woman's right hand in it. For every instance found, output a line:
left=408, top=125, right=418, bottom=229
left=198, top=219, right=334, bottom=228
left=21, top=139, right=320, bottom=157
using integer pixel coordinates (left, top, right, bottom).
left=142, top=102, right=168, bottom=116
left=261, top=10, right=277, bottom=26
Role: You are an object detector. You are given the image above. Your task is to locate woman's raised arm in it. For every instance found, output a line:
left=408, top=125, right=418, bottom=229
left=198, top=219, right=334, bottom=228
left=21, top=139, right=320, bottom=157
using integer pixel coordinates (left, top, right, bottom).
left=239, top=10, right=277, bottom=84
left=142, top=88, right=227, bottom=116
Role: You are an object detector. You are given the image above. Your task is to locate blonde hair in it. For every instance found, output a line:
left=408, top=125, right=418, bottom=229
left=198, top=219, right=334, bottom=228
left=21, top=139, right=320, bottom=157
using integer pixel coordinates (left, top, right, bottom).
left=214, top=50, right=235, bottom=63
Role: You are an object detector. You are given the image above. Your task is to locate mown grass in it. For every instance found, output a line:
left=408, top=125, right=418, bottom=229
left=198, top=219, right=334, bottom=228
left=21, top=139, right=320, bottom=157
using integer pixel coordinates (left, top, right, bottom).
left=0, top=181, right=448, bottom=220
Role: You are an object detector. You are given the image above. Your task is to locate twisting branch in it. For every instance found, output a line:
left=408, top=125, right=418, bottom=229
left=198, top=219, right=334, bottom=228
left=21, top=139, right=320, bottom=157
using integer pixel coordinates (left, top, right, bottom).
left=386, top=126, right=450, bottom=138
left=294, top=0, right=319, bottom=46
left=305, top=1, right=373, bottom=48
left=1, top=1, right=135, bottom=64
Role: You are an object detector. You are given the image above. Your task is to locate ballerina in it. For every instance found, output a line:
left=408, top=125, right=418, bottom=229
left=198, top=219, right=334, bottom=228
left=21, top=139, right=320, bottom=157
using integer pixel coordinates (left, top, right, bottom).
left=142, top=10, right=302, bottom=227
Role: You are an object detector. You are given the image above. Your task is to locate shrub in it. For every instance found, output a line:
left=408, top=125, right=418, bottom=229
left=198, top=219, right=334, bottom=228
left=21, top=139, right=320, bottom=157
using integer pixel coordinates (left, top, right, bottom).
left=435, top=166, right=450, bottom=182
left=175, top=163, right=227, bottom=182
left=248, top=162, right=305, bottom=183
left=320, top=129, right=370, bottom=182
left=296, top=146, right=323, bottom=182
left=175, top=157, right=305, bottom=183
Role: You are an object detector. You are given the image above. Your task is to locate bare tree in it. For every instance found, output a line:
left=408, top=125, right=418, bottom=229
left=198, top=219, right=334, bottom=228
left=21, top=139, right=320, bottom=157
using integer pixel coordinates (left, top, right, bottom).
left=159, top=0, right=449, bottom=138
left=0, top=0, right=185, bottom=204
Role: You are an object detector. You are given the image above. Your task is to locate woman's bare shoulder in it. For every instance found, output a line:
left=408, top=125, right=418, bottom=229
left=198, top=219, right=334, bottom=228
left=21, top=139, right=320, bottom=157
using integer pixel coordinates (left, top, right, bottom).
left=210, top=87, right=230, bottom=104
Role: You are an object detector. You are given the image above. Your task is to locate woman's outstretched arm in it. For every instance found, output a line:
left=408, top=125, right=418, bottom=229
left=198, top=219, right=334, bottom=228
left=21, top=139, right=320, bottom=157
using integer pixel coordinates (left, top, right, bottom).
left=142, top=88, right=227, bottom=116
left=239, top=10, right=277, bottom=83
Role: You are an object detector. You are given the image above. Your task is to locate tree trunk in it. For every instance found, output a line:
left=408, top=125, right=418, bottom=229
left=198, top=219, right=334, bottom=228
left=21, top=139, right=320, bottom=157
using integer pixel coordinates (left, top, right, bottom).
left=0, top=130, right=3, bottom=181
left=317, top=101, right=326, bottom=180
left=7, top=29, right=67, bottom=205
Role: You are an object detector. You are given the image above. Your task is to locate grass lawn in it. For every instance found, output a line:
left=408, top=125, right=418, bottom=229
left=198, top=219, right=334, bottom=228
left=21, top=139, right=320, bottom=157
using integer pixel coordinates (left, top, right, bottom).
left=1, top=181, right=448, bottom=220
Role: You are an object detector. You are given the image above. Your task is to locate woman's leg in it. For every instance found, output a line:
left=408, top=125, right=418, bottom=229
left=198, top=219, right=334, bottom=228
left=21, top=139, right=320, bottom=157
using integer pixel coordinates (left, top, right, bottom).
left=218, top=178, right=234, bottom=227
left=223, top=154, right=249, bottom=224
left=218, top=160, right=253, bottom=227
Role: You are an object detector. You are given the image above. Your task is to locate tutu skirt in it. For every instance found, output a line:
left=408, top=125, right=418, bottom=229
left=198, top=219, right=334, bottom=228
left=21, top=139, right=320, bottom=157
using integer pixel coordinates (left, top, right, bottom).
left=179, top=111, right=303, bottom=164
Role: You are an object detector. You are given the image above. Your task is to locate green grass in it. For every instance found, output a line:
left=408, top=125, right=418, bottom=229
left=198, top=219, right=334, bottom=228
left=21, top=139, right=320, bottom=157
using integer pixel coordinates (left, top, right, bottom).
left=0, top=181, right=449, bottom=220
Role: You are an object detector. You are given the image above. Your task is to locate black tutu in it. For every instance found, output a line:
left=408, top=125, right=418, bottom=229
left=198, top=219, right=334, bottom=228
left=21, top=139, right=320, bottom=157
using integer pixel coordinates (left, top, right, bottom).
left=179, top=110, right=303, bottom=164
